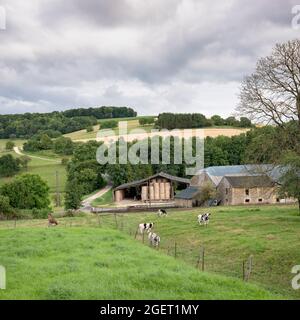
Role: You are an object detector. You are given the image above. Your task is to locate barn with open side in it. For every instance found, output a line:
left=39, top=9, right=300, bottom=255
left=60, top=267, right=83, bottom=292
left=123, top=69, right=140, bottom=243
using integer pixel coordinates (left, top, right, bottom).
left=113, top=172, right=191, bottom=203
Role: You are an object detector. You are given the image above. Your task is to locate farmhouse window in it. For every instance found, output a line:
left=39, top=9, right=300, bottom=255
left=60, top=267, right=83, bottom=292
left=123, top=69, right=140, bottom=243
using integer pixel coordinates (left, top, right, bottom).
left=245, top=199, right=250, bottom=203
left=245, top=189, right=250, bottom=196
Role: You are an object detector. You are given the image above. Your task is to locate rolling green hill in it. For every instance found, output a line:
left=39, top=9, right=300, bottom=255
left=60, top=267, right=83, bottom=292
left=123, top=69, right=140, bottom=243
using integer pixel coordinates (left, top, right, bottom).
left=0, top=227, right=277, bottom=300
left=0, top=205, right=298, bottom=299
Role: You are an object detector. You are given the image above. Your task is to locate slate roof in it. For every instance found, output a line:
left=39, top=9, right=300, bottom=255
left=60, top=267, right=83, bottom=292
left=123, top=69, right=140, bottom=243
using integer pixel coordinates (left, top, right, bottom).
left=223, top=175, right=276, bottom=188
left=114, top=172, right=190, bottom=191
left=195, top=164, right=284, bottom=186
left=174, top=186, right=200, bottom=200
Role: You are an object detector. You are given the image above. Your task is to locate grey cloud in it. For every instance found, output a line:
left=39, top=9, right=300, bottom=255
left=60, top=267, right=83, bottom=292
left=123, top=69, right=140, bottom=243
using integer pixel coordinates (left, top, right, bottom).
left=0, top=0, right=299, bottom=115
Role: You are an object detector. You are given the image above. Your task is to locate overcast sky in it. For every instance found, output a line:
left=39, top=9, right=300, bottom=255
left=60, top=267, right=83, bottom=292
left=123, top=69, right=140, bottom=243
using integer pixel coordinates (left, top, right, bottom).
left=0, top=0, right=299, bottom=116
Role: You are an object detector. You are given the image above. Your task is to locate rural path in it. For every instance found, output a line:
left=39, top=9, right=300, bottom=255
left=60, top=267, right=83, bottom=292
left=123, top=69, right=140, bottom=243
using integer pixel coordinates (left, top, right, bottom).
left=81, top=185, right=113, bottom=211
left=13, top=146, right=61, bottom=163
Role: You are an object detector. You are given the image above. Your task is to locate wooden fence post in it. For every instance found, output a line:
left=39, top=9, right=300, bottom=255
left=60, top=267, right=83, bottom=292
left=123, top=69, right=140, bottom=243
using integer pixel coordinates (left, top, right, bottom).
left=121, top=215, right=124, bottom=231
left=114, top=213, right=118, bottom=229
left=97, top=214, right=101, bottom=227
left=246, top=255, right=253, bottom=281
left=196, top=246, right=205, bottom=271
left=174, top=241, right=177, bottom=259
left=242, top=260, right=245, bottom=281
left=14, top=218, right=17, bottom=229
left=167, top=246, right=170, bottom=255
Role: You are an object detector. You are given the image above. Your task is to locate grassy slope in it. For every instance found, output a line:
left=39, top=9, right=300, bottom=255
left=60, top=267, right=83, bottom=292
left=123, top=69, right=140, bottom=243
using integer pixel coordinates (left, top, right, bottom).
left=0, top=227, right=277, bottom=300
left=91, top=189, right=114, bottom=207
left=0, top=205, right=298, bottom=298
left=64, top=117, right=156, bottom=141
left=0, top=142, right=67, bottom=211
left=98, top=205, right=299, bottom=299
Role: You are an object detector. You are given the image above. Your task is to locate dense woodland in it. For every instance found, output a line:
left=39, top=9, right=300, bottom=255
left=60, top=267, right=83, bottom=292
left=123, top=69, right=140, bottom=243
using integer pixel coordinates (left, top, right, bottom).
left=0, top=106, right=136, bottom=139
left=155, top=113, right=252, bottom=129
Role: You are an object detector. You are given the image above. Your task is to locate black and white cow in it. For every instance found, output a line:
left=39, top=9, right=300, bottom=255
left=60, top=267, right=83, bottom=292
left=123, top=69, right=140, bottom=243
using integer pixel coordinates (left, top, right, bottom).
left=148, top=232, right=161, bottom=247
left=157, top=209, right=167, bottom=217
left=138, top=222, right=154, bottom=234
left=197, top=213, right=211, bottom=226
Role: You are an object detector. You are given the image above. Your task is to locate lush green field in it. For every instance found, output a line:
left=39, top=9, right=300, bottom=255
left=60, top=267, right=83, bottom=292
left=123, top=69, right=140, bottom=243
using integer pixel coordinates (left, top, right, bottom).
left=101, top=205, right=299, bottom=299
left=0, top=205, right=299, bottom=299
left=0, top=227, right=277, bottom=300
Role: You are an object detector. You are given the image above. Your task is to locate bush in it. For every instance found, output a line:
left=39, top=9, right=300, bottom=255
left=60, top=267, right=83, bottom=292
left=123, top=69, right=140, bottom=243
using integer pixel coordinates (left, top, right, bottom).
left=54, top=137, right=74, bottom=155
left=100, top=120, right=118, bottom=129
left=1, top=174, right=50, bottom=209
left=0, top=195, right=14, bottom=219
left=139, top=117, right=155, bottom=126
left=61, top=157, right=69, bottom=166
left=0, top=154, right=20, bottom=177
left=86, top=126, right=94, bottom=132
left=5, top=140, right=15, bottom=150
left=31, top=208, right=50, bottom=219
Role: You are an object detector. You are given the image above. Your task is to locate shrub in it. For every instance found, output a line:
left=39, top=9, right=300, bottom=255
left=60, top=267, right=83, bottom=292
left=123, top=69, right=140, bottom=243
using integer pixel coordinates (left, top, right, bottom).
left=139, top=117, right=155, bottom=126
left=0, top=154, right=20, bottom=177
left=1, top=174, right=50, bottom=209
left=100, top=120, right=118, bottom=129
left=54, top=137, right=74, bottom=155
left=61, top=157, right=69, bottom=166
left=5, top=140, right=15, bottom=150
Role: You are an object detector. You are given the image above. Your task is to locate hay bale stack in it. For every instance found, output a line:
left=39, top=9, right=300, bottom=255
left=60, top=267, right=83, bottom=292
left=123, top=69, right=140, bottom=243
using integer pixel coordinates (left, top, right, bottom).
left=165, top=183, right=171, bottom=200
left=149, top=185, right=155, bottom=200
left=115, top=190, right=124, bottom=202
left=154, top=182, right=160, bottom=200
left=160, top=182, right=165, bottom=200
left=141, top=186, right=148, bottom=201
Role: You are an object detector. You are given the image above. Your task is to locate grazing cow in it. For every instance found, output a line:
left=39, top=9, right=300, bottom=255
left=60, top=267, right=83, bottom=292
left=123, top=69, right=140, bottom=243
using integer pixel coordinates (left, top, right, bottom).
left=148, top=232, right=161, bottom=247
left=138, top=222, right=154, bottom=234
left=157, top=209, right=167, bottom=217
left=48, top=214, right=58, bottom=227
left=197, top=213, right=211, bottom=226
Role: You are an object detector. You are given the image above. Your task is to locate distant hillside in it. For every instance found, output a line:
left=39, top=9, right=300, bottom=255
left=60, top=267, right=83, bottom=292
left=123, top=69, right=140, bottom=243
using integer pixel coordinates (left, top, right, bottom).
left=0, top=106, right=137, bottom=139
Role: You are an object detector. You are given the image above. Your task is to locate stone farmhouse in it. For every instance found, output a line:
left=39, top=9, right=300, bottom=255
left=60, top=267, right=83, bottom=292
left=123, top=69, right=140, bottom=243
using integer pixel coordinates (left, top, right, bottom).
left=175, top=164, right=295, bottom=207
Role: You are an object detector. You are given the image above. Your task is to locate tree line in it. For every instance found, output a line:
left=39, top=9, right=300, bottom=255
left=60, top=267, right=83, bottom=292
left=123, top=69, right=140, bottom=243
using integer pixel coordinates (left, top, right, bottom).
left=155, top=113, right=252, bottom=130
left=0, top=106, right=137, bottom=139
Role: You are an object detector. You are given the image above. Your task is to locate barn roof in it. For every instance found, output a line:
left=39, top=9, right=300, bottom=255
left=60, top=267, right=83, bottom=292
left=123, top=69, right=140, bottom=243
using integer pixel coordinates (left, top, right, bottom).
left=223, top=175, right=276, bottom=188
left=175, top=186, right=200, bottom=200
left=195, top=164, right=284, bottom=186
left=114, top=172, right=190, bottom=191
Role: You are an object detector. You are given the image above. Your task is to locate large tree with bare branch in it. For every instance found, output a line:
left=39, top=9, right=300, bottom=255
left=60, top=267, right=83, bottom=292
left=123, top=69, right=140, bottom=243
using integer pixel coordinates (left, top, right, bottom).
left=238, top=39, right=300, bottom=128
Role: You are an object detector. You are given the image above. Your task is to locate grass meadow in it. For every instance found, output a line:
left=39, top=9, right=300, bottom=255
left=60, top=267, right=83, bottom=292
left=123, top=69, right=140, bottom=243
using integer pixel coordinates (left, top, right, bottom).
left=0, top=227, right=278, bottom=300
left=0, top=205, right=299, bottom=299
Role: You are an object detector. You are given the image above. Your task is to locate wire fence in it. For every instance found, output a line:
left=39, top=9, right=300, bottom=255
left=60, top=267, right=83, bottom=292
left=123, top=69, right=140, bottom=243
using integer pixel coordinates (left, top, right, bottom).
left=0, top=213, right=259, bottom=283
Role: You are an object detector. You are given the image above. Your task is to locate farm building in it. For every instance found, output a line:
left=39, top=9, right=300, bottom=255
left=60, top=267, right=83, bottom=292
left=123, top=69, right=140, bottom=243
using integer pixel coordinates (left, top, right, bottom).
left=174, top=186, right=201, bottom=207
left=217, top=175, right=277, bottom=205
left=175, top=164, right=296, bottom=207
left=113, top=172, right=191, bottom=203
